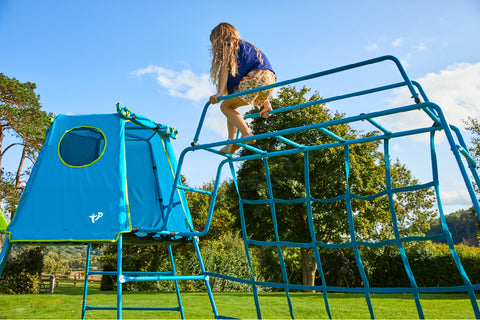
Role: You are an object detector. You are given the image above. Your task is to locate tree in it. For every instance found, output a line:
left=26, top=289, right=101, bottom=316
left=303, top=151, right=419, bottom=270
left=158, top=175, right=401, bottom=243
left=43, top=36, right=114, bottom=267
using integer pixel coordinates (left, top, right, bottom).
left=185, top=178, right=239, bottom=240
left=464, top=117, right=480, bottom=199
left=232, top=87, right=435, bottom=288
left=426, top=207, right=479, bottom=246
left=463, top=116, right=480, bottom=242
left=0, top=73, right=53, bottom=217
left=464, top=116, right=480, bottom=164
left=43, top=252, right=71, bottom=275
left=0, top=246, right=46, bottom=294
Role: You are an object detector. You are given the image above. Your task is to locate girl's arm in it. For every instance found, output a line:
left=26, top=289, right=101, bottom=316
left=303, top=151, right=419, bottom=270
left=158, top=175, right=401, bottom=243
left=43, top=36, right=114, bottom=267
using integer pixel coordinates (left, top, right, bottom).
left=209, top=44, right=231, bottom=104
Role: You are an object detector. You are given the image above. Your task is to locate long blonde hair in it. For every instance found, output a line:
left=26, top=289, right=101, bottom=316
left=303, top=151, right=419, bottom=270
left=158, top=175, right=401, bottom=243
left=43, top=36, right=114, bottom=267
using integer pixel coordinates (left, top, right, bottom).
left=209, top=23, right=262, bottom=86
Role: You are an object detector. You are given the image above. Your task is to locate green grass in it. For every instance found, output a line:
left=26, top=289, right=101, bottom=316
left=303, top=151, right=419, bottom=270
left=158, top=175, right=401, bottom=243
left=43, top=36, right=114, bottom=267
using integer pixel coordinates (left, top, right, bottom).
left=0, top=283, right=478, bottom=319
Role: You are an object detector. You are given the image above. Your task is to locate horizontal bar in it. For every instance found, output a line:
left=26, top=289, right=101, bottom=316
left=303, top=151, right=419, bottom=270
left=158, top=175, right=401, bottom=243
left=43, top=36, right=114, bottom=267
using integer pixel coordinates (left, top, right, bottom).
left=363, top=116, right=392, bottom=135
left=193, top=55, right=417, bottom=144
left=176, top=185, right=213, bottom=196
left=88, top=271, right=174, bottom=276
left=204, top=147, right=232, bottom=157
left=245, top=82, right=408, bottom=121
left=226, top=121, right=440, bottom=165
left=121, top=274, right=206, bottom=283
left=187, top=102, right=439, bottom=157
left=130, top=229, right=178, bottom=235
left=319, top=127, right=345, bottom=142
left=275, top=135, right=306, bottom=148
left=236, top=143, right=267, bottom=154
left=85, top=306, right=181, bottom=311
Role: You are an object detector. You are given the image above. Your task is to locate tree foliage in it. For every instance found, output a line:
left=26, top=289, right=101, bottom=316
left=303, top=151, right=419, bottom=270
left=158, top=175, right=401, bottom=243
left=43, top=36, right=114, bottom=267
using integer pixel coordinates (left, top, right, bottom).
left=426, top=207, right=479, bottom=246
left=464, top=116, right=480, bottom=197
left=0, top=246, right=46, bottom=294
left=464, top=116, right=480, bottom=164
left=185, top=178, right=239, bottom=240
left=231, top=86, right=436, bottom=286
left=43, top=252, right=71, bottom=275
left=0, top=73, right=52, bottom=216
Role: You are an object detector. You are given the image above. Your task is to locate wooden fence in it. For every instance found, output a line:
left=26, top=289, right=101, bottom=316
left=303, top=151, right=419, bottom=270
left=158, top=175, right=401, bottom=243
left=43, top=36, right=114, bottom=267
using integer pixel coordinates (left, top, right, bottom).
left=40, top=272, right=101, bottom=293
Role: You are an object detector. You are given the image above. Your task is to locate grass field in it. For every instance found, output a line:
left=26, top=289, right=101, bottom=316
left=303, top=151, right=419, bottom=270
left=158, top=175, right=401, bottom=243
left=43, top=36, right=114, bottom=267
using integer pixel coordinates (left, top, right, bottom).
left=0, top=281, right=478, bottom=319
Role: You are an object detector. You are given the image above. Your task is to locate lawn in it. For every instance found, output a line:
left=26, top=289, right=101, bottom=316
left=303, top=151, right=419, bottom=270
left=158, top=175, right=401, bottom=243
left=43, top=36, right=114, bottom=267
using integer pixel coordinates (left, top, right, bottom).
left=0, top=282, right=478, bottom=319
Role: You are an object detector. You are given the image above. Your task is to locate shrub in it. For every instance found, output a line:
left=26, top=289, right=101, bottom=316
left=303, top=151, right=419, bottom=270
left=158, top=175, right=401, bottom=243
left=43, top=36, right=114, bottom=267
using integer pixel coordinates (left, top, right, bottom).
left=99, top=232, right=261, bottom=292
left=362, top=242, right=480, bottom=288
left=0, top=246, right=45, bottom=294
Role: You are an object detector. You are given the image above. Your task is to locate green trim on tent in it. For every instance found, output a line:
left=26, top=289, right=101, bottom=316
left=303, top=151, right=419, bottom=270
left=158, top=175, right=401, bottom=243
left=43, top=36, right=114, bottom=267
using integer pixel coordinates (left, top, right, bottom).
left=0, top=209, right=8, bottom=232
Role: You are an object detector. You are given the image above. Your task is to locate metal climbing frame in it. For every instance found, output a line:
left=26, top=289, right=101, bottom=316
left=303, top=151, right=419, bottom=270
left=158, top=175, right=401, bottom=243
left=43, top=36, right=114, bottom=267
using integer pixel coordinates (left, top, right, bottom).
left=167, top=55, right=480, bottom=319
left=80, top=235, right=219, bottom=319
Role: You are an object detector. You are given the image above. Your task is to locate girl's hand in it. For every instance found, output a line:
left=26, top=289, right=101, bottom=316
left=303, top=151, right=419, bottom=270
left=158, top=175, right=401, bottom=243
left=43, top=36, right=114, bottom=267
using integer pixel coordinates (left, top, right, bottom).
left=209, top=93, right=222, bottom=104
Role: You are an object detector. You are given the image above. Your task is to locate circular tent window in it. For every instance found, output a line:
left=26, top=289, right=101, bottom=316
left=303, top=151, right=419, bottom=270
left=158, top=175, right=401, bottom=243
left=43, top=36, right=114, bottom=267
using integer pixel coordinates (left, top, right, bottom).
left=58, top=126, right=106, bottom=168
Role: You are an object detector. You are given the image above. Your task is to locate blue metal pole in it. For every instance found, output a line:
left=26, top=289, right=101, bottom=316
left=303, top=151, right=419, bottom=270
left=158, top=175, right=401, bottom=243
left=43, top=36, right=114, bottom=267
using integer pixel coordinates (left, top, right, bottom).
left=430, top=104, right=480, bottom=226
left=449, top=125, right=480, bottom=215
left=193, top=236, right=219, bottom=318
left=168, top=245, right=185, bottom=319
left=81, top=243, right=92, bottom=320
left=0, top=237, right=12, bottom=277
left=117, top=234, right=123, bottom=320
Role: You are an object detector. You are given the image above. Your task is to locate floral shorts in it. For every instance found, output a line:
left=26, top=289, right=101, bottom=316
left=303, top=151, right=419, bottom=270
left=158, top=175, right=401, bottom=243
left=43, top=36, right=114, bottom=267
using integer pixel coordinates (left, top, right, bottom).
left=232, top=69, right=276, bottom=109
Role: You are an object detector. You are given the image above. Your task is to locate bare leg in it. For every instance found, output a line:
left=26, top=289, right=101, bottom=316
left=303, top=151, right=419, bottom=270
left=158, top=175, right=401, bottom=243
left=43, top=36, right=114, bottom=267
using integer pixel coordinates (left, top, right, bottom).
left=220, top=97, right=251, bottom=137
left=220, top=97, right=255, bottom=153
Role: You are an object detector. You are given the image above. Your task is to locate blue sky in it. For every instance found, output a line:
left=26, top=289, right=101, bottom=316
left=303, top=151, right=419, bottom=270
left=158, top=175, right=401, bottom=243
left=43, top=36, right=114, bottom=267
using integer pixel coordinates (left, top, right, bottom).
left=1, top=0, right=480, bottom=213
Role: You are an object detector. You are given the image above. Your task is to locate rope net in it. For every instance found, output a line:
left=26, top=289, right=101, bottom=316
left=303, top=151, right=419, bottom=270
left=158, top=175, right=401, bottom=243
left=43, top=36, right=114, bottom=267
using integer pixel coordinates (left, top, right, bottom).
left=181, top=56, right=480, bottom=319
left=214, top=105, right=480, bottom=319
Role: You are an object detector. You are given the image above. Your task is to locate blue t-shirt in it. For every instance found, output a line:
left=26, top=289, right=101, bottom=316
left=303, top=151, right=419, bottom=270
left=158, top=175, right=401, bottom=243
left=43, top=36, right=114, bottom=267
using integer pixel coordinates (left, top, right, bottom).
left=227, top=40, right=274, bottom=94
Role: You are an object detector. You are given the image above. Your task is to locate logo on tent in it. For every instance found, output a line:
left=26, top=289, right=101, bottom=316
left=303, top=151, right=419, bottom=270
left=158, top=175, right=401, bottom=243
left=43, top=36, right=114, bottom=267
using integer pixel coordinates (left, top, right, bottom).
left=89, top=212, right=104, bottom=223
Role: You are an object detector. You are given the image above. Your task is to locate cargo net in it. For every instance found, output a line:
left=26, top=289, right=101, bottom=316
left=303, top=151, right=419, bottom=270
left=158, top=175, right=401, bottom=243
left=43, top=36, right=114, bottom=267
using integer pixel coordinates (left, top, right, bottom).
left=205, top=102, right=480, bottom=319
left=187, top=57, right=480, bottom=319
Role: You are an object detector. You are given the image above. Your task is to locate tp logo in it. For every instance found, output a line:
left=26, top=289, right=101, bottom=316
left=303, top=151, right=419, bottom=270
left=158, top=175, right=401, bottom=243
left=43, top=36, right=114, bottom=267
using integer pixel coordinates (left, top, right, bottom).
left=89, top=212, right=104, bottom=223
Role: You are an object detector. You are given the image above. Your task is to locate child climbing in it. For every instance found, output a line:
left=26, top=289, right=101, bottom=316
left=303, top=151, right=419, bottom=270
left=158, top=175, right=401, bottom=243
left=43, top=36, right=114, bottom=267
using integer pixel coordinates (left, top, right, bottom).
left=208, top=22, right=276, bottom=154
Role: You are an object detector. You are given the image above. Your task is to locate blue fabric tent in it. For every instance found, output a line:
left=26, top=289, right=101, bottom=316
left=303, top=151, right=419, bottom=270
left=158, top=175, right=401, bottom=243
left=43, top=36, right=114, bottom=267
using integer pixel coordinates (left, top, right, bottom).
left=6, top=109, right=192, bottom=243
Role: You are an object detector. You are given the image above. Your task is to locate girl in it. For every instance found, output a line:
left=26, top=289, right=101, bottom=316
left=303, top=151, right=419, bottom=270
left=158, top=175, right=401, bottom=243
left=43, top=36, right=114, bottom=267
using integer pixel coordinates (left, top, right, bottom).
left=209, top=22, right=276, bottom=154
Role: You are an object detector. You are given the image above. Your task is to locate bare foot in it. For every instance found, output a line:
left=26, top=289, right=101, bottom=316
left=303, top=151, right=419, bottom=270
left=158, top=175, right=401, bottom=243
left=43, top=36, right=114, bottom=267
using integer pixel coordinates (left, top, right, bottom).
left=231, top=134, right=256, bottom=153
left=220, top=145, right=234, bottom=154
left=221, top=134, right=256, bottom=154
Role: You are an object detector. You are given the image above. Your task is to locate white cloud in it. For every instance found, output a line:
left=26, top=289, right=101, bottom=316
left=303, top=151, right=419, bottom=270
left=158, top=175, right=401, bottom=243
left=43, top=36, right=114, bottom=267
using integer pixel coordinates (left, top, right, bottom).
left=392, top=37, right=405, bottom=48
left=417, top=42, right=427, bottom=51
left=131, top=66, right=281, bottom=140
left=382, top=62, right=480, bottom=136
left=391, top=143, right=401, bottom=152
left=439, top=189, right=471, bottom=206
left=132, top=65, right=213, bottom=102
left=205, top=107, right=228, bottom=139
left=365, top=43, right=378, bottom=51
